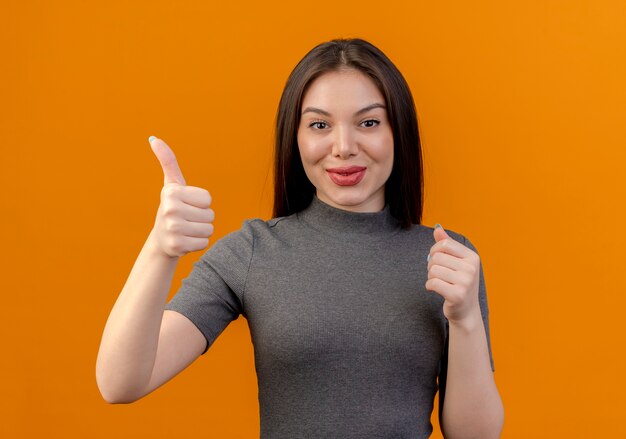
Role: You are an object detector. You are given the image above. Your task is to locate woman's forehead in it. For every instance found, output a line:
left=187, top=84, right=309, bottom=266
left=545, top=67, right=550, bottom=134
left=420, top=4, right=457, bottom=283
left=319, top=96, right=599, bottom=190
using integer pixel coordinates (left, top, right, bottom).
left=301, top=69, right=385, bottom=114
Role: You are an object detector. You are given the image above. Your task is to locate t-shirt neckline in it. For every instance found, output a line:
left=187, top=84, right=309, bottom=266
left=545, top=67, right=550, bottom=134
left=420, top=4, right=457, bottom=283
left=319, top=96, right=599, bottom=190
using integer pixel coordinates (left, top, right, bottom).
left=296, top=195, right=401, bottom=238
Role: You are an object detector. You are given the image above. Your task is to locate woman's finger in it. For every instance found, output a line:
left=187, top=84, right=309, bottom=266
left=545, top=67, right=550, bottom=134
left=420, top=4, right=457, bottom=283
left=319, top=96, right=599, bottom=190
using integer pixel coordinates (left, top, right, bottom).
left=425, top=277, right=456, bottom=299
left=179, top=204, right=215, bottom=223
left=181, top=221, right=214, bottom=238
left=427, top=251, right=466, bottom=272
left=179, top=186, right=212, bottom=208
left=150, top=137, right=187, bottom=186
left=427, top=264, right=464, bottom=285
left=428, top=236, right=470, bottom=259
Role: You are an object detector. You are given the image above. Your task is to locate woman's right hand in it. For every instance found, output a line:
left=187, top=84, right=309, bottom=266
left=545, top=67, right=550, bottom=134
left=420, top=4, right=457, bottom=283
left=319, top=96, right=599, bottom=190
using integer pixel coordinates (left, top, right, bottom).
left=149, top=137, right=214, bottom=258
left=96, top=136, right=211, bottom=403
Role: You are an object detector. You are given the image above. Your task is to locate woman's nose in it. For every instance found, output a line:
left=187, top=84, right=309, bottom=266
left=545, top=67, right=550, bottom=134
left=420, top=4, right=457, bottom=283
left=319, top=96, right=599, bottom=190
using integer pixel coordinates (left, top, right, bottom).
left=332, top=126, right=358, bottom=159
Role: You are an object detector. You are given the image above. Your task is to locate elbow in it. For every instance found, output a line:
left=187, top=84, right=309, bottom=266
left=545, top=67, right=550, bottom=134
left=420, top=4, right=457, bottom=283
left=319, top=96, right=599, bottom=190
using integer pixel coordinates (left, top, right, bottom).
left=493, top=400, right=505, bottom=438
left=96, top=379, right=139, bottom=404
left=474, top=399, right=505, bottom=439
left=98, top=387, right=140, bottom=405
left=486, top=391, right=505, bottom=438
left=96, top=368, right=144, bottom=404
left=100, top=395, right=129, bottom=405
left=442, top=399, right=505, bottom=439
left=97, top=383, right=144, bottom=404
left=473, top=398, right=505, bottom=439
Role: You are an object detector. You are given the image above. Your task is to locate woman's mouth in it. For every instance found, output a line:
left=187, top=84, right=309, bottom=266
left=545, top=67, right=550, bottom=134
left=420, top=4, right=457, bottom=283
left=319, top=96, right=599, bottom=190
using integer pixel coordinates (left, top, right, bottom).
left=326, top=166, right=367, bottom=186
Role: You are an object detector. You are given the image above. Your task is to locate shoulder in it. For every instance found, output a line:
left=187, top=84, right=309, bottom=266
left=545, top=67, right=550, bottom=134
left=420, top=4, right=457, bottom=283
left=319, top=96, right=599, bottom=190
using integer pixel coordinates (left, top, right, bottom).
left=240, top=212, right=304, bottom=240
left=236, top=215, right=293, bottom=238
left=211, top=214, right=295, bottom=250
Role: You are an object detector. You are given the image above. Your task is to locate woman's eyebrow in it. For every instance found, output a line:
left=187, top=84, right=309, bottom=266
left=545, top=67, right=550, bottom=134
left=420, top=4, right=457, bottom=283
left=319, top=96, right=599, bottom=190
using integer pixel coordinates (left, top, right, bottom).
left=301, top=103, right=386, bottom=117
left=354, top=103, right=386, bottom=116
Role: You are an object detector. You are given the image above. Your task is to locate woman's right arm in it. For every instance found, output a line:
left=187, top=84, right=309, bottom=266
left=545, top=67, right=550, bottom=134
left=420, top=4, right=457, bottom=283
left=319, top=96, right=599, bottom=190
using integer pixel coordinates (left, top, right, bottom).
left=95, top=137, right=214, bottom=404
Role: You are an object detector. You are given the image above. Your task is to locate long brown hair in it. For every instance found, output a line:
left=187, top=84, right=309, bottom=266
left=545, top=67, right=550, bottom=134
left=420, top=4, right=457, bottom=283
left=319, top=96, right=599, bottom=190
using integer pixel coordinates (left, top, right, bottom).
left=273, top=38, right=423, bottom=229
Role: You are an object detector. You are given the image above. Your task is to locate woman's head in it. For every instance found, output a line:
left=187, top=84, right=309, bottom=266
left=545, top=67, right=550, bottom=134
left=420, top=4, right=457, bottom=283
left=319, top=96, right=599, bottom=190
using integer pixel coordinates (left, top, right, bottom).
left=274, top=38, right=423, bottom=228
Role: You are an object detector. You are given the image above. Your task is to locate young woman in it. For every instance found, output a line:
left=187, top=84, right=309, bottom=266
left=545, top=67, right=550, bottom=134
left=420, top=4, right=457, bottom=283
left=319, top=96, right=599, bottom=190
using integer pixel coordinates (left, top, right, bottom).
left=96, top=38, right=504, bottom=438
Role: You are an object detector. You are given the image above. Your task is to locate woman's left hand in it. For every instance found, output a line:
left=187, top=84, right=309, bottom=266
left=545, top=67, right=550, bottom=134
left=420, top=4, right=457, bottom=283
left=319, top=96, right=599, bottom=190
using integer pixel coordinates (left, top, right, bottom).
left=425, top=225, right=482, bottom=326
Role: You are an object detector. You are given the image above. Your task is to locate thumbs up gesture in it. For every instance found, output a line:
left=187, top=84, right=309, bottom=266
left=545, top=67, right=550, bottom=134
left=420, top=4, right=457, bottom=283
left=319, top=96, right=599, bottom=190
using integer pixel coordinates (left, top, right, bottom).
left=149, top=136, right=214, bottom=258
left=425, top=225, right=481, bottom=325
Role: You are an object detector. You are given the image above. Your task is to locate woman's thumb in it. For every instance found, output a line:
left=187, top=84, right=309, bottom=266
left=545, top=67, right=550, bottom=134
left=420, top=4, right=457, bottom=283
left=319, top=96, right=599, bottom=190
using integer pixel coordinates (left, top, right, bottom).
left=149, top=136, right=187, bottom=186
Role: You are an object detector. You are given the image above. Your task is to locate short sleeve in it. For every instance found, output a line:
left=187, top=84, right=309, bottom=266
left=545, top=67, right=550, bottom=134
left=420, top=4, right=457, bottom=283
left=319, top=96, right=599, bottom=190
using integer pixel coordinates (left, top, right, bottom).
left=164, top=221, right=255, bottom=355
left=437, top=234, right=495, bottom=421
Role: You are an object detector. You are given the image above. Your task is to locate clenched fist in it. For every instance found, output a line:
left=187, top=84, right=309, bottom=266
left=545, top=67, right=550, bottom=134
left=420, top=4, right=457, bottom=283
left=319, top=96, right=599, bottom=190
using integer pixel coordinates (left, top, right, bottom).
left=425, top=224, right=481, bottom=325
left=149, top=136, right=214, bottom=258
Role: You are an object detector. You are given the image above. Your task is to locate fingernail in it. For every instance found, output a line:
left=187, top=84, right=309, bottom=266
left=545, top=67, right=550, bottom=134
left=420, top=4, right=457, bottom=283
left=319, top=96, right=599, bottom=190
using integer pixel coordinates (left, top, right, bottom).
left=148, top=135, right=157, bottom=143
left=435, top=223, right=442, bottom=229
left=427, top=254, right=430, bottom=262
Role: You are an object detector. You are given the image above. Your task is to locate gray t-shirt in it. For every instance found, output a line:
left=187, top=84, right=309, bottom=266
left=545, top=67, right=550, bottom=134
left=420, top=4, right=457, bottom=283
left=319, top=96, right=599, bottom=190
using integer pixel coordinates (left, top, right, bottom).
left=165, top=196, right=494, bottom=438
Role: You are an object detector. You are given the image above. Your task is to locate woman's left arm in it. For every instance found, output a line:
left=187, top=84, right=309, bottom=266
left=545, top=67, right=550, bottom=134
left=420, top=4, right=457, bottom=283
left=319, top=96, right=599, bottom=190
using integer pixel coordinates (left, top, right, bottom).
left=426, top=225, right=504, bottom=439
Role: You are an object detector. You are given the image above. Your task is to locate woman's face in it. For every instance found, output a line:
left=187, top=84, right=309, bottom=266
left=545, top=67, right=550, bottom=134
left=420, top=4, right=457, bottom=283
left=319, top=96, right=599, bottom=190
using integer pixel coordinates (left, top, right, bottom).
left=297, top=68, right=394, bottom=212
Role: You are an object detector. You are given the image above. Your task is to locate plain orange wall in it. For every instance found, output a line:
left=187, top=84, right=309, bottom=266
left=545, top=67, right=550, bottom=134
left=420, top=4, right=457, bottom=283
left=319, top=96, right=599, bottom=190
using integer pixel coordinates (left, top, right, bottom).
left=1, top=1, right=625, bottom=437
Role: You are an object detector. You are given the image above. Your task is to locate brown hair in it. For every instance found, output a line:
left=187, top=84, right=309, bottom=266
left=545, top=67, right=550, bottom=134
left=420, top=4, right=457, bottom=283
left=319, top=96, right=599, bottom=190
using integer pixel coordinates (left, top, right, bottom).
left=273, top=38, right=423, bottom=228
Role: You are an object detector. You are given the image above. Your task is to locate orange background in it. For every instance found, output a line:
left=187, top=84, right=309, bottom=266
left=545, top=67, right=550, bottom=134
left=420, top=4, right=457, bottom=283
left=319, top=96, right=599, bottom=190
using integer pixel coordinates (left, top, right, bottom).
left=1, top=1, right=625, bottom=437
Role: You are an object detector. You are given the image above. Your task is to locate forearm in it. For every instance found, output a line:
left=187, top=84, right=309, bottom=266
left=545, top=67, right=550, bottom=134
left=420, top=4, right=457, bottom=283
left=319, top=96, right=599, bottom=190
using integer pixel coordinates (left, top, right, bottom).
left=441, top=310, right=504, bottom=439
left=96, top=230, right=179, bottom=402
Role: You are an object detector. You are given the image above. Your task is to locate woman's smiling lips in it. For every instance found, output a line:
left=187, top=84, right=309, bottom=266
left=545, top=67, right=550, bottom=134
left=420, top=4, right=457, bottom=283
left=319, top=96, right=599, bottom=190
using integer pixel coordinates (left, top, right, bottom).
left=326, top=166, right=367, bottom=186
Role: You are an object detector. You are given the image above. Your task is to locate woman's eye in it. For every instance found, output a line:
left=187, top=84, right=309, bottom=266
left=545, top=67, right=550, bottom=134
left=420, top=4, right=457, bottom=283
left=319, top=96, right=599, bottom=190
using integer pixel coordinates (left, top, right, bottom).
left=361, top=119, right=380, bottom=128
left=309, top=121, right=328, bottom=130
